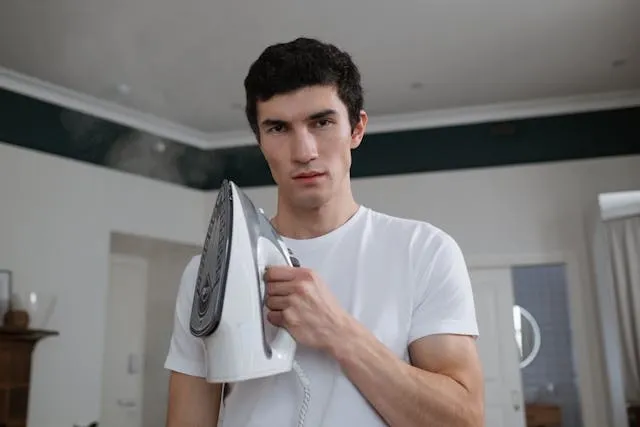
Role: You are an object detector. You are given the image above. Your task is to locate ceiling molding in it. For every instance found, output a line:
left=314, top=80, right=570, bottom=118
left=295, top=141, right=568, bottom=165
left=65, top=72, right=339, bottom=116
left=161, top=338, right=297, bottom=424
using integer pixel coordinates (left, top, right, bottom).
left=0, top=67, right=217, bottom=149
left=364, top=89, right=640, bottom=133
left=3, top=66, right=640, bottom=150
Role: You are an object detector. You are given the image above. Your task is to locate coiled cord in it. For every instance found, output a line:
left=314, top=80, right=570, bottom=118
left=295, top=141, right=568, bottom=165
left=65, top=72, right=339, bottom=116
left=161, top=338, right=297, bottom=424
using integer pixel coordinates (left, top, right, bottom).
left=292, top=359, right=311, bottom=427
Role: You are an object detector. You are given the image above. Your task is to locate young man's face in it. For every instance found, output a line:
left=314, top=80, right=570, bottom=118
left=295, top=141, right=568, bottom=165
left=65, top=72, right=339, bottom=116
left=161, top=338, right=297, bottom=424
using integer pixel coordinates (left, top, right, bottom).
left=256, top=85, right=367, bottom=210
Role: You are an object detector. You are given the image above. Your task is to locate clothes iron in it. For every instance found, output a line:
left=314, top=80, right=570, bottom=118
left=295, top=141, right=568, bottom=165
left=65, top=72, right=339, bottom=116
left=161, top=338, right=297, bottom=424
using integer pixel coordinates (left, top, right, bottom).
left=189, top=179, right=310, bottom=425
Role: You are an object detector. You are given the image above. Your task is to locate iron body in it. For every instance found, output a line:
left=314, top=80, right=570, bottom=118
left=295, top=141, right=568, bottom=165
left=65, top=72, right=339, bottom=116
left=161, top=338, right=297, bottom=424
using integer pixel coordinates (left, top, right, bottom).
left=190, top=179, right=298, bottom=383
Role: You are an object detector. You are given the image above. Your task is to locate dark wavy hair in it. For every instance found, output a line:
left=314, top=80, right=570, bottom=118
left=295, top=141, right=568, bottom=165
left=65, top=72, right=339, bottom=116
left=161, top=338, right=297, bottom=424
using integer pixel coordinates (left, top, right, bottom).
left=244, top=37, right=364, bottom=137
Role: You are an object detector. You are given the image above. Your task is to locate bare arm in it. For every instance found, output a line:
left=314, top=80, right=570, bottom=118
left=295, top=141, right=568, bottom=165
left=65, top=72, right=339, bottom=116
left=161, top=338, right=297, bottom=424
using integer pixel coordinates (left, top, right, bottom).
left=166, top=371, right=222, bottom=427
left=331, top=322, right=484, bottom=427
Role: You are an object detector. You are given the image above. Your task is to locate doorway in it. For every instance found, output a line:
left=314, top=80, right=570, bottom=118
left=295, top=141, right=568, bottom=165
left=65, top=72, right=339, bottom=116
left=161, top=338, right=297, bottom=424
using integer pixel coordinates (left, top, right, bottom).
left=101, top=253, right=149, bottom=427
left=100, top=232, right=200, bottom=427
left=470, top=261, right=584, bottom=427
left=512, top=263, right=583, bottom=427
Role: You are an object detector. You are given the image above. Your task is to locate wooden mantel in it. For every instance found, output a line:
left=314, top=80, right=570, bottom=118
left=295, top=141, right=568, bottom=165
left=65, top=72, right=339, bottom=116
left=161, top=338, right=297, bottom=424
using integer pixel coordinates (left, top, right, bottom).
left=0, top=327, right=59, bottom=427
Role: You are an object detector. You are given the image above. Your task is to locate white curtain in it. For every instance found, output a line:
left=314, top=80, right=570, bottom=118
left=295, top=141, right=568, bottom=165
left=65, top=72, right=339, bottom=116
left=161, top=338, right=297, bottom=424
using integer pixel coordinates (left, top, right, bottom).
left=605, top=214, right=640, bottom=404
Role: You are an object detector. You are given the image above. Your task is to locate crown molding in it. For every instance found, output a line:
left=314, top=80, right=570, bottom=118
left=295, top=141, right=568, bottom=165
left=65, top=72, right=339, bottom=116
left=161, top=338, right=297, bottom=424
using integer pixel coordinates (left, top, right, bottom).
left=364, top=89, right=640, bottom=133
left=0, top=67, right=217, bottom=149
left=3, top=66, right=640, bottom=150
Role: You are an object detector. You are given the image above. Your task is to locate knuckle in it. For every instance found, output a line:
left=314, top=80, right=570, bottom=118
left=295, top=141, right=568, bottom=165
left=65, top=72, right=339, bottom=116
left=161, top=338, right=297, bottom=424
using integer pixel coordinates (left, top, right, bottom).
left=283, top=308, right=299, bottom=326
left=299, top=268, right=314, bottom=281
left=294, top=281, right=307, bottom=294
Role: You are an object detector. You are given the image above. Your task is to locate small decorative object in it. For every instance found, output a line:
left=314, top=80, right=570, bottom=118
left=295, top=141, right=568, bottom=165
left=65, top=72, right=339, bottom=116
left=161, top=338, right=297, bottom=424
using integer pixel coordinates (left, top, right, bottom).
left=0, top=270, right=11, bottom=325
left=3, top=308, right=29, bottom=329
left=11, top=291, right=57, bottom=330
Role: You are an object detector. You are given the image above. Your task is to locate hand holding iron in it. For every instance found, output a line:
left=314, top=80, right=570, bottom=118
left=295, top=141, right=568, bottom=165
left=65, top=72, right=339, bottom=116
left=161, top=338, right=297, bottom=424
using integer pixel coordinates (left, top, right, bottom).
left=264, top=265, right=352, bottom=353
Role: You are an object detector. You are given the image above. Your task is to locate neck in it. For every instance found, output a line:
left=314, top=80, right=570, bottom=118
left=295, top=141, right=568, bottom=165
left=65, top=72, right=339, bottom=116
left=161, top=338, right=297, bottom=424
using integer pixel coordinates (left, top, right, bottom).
left=272, top=186, right=360, bottom=240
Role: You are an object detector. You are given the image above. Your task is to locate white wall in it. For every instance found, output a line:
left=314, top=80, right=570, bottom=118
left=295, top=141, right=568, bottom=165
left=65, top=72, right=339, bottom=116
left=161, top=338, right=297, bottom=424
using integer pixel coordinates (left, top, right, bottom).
left=212, top=154, right=640, bottom=427
left=0, top=142, right=206, bottom=427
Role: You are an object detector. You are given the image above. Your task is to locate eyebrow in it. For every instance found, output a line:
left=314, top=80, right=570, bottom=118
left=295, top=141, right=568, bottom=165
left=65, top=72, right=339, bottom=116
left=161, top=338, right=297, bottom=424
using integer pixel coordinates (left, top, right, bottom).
left=260, top=109, right=338, bottom=128
left=308, top=109, right=337, bottom=120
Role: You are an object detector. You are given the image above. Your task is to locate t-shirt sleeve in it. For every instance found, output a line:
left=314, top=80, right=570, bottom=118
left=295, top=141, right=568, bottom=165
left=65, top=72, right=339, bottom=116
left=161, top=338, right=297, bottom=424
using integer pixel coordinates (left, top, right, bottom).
left=408, top=230, right=479, bottom=344
left=164, top=255, right=207, bottom=377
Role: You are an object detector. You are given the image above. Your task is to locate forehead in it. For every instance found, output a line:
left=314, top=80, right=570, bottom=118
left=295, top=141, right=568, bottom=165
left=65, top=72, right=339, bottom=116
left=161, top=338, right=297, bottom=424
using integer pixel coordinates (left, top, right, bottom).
left=256, top=85, right=347, bottom=122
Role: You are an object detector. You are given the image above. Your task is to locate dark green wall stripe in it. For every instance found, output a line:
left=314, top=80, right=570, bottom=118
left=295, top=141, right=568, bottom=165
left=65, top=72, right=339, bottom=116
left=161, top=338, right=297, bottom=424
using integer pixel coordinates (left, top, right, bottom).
left=352, top=107, right=640, bottom=178
left=1, top=88, right=639, bottom=190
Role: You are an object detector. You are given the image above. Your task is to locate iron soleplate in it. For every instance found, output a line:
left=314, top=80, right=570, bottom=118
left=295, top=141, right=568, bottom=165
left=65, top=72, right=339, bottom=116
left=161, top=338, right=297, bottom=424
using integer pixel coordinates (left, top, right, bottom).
left=190, top=179, right=233, bottom=337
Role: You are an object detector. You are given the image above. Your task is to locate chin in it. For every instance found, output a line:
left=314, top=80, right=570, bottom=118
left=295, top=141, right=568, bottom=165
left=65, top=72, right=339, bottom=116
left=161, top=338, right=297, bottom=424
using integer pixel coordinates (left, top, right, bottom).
left=292, top=192, right=330, bottom=210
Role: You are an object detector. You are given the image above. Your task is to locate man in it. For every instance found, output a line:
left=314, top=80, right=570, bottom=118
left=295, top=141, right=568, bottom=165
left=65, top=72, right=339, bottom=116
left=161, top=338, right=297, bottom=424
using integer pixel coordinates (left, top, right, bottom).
left=165, top=37, right=484, bottom=427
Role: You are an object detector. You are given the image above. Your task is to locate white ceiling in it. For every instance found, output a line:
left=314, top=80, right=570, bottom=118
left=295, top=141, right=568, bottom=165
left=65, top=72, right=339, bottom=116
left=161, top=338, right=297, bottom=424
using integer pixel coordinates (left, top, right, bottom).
left=1, top=0, right=639, bottom=149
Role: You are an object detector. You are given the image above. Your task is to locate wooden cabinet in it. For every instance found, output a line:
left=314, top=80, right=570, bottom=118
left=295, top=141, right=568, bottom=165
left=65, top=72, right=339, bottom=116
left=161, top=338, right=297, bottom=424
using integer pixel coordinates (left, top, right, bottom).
left=629, top=404, right=640, bottom=427
left=525, top=403, right=562, bottom=427
left=0, top=327, right=58, bottom=427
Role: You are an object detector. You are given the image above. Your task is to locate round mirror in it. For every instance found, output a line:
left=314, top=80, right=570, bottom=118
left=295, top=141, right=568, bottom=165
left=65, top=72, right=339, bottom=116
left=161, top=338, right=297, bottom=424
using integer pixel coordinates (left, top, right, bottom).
left=512, top=305, right=541, bottom=368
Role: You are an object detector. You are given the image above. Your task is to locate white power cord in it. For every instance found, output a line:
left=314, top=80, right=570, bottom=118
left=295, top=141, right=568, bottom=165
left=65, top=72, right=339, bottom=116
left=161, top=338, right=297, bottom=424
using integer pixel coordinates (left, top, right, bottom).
left=292, top=359, right=311, bottom=427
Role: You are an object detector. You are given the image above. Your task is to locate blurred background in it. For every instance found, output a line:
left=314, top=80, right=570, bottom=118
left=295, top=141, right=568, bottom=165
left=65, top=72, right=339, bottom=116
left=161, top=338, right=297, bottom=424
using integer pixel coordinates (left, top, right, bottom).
left=0, top=1, right=639, bottom=426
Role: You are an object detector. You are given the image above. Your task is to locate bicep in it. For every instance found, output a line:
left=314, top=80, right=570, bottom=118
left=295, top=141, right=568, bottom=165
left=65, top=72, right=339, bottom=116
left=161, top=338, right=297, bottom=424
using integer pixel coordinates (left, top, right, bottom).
left=408, top=334, right=484, bottom=399
left=167, top=371, right=222, bottom=427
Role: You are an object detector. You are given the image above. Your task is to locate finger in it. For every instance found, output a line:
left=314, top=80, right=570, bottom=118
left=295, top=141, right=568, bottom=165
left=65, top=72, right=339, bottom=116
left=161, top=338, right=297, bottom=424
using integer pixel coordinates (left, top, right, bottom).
left=266, top=279, right=297, bottom=296
left=265, top=295, right=289, bottom=310
left=267, top=310, right=285, bottom=327
left=264, top=265, right=297, bottom=282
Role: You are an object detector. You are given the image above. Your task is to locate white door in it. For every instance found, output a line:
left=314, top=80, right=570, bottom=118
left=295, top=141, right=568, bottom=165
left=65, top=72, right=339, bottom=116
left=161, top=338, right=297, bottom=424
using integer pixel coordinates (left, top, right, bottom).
left=470, top=267, right=526, bottom=427
left=101, top=254, right=149, bottom=427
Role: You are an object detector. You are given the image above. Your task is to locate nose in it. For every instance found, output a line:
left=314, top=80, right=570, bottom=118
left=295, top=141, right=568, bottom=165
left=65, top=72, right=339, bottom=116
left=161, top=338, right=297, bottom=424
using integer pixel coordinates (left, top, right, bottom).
left=291, top=128, right=318, bottom=164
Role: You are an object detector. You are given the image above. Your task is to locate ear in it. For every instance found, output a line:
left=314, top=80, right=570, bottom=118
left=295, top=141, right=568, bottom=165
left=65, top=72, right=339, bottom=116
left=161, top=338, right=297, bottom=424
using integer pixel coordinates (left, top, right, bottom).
left=350, top=110, right=368, bottom=149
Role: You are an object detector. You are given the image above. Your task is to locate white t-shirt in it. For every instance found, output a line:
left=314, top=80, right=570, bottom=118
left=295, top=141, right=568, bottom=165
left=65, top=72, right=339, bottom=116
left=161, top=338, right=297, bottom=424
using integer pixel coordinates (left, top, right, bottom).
left=164, top=205, right=479, bottom=427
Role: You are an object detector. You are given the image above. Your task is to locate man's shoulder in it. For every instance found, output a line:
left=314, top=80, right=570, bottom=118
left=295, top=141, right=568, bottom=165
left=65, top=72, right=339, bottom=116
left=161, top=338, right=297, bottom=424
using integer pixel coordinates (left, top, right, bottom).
left=182, top=254, right=202, bottom=283
left=176, top=254, right=202, bottom=299
left=364, top=207, right=455, bottom=250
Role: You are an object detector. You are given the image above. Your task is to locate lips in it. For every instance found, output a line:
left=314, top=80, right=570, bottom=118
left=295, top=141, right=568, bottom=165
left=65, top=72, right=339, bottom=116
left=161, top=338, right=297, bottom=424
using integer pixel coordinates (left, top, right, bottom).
left=293, top=171, right=325, bottom=179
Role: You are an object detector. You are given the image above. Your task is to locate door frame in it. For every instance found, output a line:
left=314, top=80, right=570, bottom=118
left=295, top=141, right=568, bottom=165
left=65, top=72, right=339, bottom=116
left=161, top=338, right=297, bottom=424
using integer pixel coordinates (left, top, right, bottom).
left=466, top=251, right=598, bottom=427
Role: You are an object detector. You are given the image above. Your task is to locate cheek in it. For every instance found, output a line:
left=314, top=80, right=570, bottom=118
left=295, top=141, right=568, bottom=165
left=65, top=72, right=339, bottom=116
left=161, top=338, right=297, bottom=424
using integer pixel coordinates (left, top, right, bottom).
left=261, top=143, right=288, bottom=171
left=337, top=136, right=353, bottom=166
left=341, top=148, right=352, bottom=172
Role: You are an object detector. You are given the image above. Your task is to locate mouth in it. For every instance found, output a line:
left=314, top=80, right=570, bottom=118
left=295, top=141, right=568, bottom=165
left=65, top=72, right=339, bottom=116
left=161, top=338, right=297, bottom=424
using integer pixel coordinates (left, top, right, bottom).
left=293, top=171, right=326, bottom=181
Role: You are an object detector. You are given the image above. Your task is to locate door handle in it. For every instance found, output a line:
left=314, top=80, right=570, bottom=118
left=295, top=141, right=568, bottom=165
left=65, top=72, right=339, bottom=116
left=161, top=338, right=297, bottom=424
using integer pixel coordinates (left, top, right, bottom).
left=511, top=390, right=522, bottom=412
left=117, top=398, right=137, bottom=408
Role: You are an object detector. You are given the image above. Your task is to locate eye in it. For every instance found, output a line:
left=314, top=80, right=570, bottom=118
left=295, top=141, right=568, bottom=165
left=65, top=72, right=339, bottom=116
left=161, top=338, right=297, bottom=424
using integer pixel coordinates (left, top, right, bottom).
left=314, top=119, right=333, bottom=128
left=266, top=124, right=286, bottom=134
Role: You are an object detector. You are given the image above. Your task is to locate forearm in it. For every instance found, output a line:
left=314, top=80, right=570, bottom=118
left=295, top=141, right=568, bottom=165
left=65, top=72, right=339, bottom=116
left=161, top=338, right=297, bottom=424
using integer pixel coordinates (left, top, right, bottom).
left=329, top=321, right=480, bottom=427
